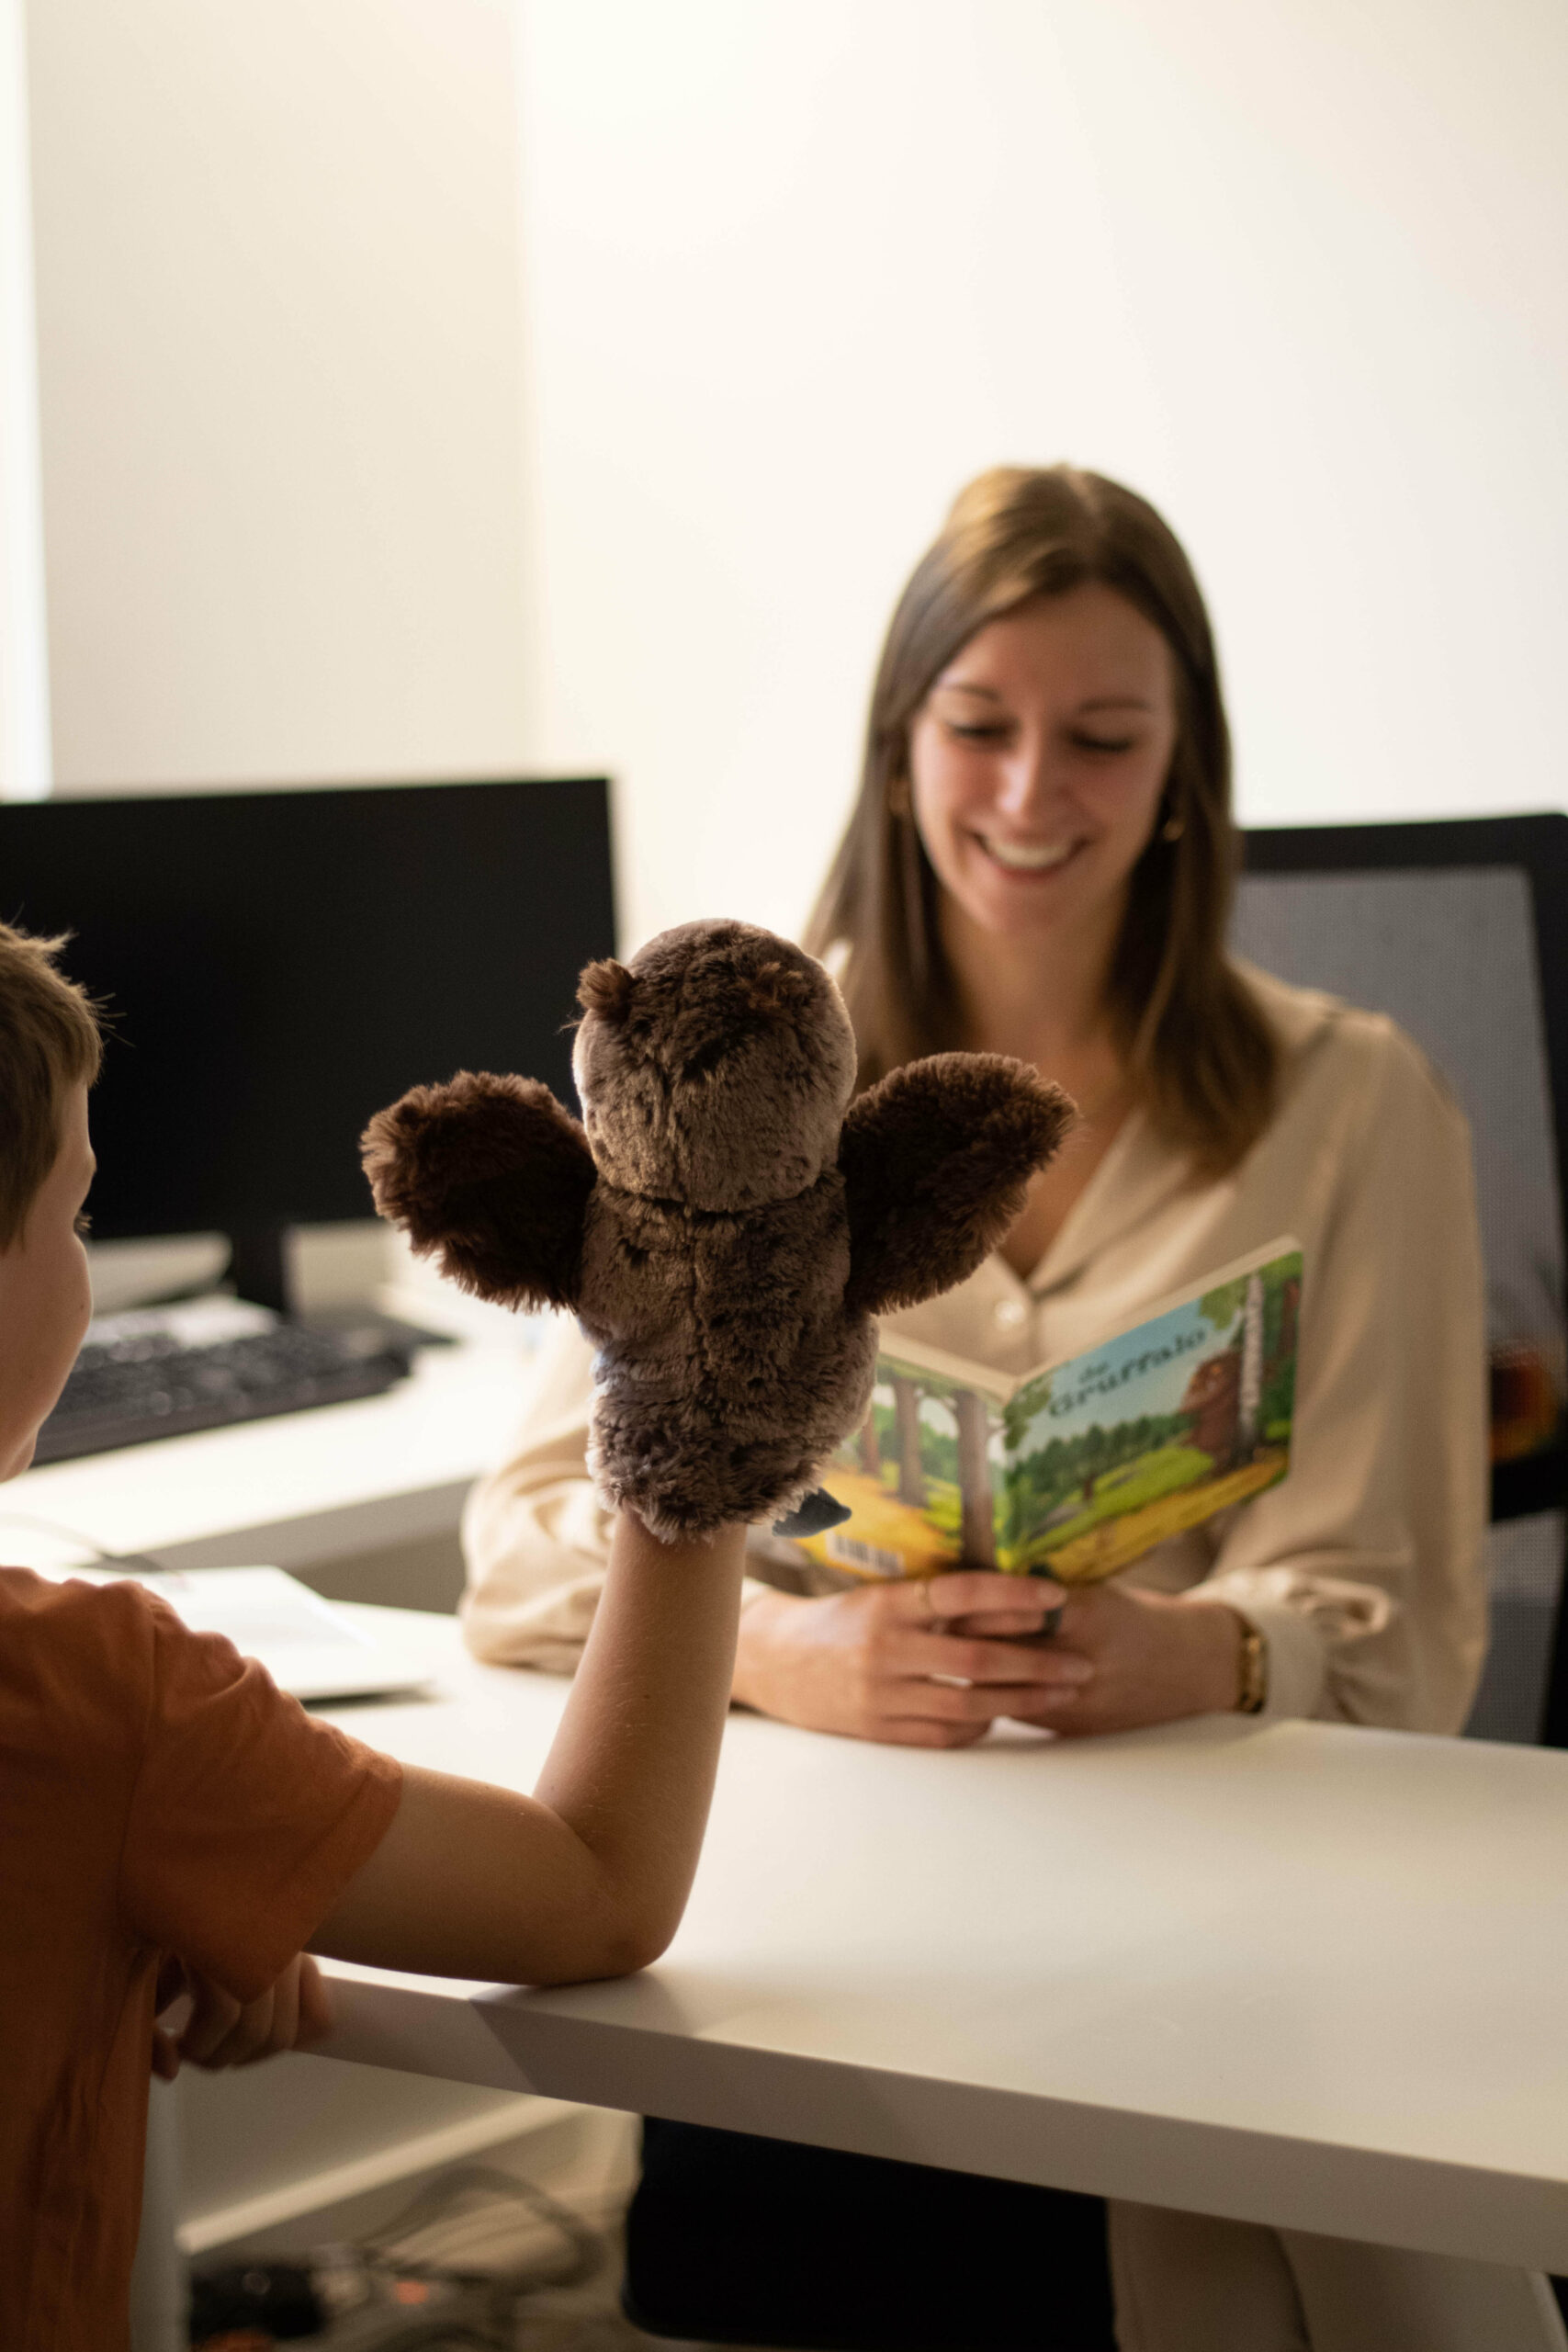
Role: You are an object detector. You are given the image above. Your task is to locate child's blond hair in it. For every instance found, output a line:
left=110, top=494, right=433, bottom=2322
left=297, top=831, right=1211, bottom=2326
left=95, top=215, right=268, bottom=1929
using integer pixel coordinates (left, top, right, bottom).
left=0, top=922, right=103, bottom=1248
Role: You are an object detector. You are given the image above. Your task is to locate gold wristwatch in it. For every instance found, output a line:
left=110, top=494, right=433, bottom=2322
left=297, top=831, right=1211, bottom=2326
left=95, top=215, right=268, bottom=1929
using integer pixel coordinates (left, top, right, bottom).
left=1234, top=1615, right=1269, bottom=1715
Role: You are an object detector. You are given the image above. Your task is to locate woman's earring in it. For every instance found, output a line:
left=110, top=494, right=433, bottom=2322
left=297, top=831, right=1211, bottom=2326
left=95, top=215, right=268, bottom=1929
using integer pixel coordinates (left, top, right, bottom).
left=1160, top=797, right=1185, bottom=843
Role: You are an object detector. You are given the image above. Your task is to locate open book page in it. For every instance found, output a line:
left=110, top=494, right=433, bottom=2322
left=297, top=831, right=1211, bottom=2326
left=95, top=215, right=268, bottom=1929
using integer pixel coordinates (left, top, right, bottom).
left=794, top=1238, right=1303, bottom=1588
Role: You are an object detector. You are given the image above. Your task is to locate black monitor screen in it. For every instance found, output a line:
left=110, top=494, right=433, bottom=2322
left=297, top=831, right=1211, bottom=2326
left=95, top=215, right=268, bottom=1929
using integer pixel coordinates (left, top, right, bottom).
left=0, top=777, right=615, bottom=1241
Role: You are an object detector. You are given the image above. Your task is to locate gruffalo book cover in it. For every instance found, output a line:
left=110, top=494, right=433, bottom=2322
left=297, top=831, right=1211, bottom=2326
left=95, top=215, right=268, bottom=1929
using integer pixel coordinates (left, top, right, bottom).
left=794, top=1238, right=1303, bottom=1588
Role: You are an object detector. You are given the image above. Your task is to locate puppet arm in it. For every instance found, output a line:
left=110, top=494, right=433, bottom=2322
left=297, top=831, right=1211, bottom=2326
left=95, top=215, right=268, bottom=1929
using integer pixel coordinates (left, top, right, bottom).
left=840, top=1055, right=1073, bottom=1318
left=361, top=1071, right=595, bottom=1314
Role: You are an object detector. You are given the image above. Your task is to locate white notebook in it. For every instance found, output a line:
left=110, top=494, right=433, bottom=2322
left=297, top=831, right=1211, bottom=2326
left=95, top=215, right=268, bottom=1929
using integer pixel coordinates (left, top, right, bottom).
left=39, top=1563, right=435, bottom=1703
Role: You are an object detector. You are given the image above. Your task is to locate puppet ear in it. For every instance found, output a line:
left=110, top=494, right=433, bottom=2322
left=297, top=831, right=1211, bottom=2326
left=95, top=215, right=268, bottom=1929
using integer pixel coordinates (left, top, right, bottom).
left=743, top=959, right=814, bottom=1021
left=577, top=958, right=637, bottom=1023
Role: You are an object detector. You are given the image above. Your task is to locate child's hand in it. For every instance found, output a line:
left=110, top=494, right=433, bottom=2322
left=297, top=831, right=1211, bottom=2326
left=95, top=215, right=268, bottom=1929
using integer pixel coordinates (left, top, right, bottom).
left=151, top=1951, right=333, bottom=2078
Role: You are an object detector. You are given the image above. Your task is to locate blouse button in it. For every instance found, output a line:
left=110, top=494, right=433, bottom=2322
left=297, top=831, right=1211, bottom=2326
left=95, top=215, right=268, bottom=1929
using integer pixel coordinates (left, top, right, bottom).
left=994, top=1297, right=1027, bottom=1329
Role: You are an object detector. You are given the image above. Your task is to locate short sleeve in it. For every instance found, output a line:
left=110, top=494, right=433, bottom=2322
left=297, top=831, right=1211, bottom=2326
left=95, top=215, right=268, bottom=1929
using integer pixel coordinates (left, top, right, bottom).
left=119, top=1595, right=402, bottom=2000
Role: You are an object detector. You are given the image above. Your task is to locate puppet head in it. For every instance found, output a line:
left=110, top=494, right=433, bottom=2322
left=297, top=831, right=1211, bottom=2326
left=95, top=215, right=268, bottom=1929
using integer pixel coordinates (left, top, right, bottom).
left=571, top=920, right=856, bottom=1212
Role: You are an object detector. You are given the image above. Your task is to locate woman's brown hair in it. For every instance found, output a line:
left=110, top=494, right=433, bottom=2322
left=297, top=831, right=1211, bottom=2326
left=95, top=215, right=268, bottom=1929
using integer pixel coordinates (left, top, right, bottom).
left=0, top=923, right=103, bottom=1249
left=805, top=464, right=1277, bottom=1174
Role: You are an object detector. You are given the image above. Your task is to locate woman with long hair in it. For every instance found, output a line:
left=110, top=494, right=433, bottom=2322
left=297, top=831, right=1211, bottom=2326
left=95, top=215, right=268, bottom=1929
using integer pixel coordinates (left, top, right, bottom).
left=461, top=467, right=1496, bottom=2347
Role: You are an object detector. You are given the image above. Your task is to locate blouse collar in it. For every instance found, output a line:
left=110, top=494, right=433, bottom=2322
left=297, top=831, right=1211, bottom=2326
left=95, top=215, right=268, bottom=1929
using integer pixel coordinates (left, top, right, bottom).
left=1022, top=962, right=1341, bottom=1298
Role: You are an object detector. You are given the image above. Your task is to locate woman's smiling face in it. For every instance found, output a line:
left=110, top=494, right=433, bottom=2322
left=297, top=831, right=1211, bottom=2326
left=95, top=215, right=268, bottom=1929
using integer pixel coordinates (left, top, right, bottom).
left=906, top=581, right=1179, bottom=951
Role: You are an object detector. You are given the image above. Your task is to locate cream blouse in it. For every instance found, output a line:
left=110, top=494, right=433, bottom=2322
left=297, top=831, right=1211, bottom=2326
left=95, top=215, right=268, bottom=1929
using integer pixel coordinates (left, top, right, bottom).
left=459, top=965, right=1489, bottom=1734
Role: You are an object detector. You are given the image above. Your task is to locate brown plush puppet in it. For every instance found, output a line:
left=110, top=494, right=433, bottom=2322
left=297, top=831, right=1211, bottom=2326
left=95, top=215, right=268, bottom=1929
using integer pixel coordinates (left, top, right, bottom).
left=361, top=921, right=1072, bottom=1542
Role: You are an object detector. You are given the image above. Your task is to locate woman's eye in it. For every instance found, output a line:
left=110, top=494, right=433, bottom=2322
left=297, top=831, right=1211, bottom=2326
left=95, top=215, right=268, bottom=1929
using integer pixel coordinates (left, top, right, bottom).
left=946, top=721, right=1010, bottom=744
left=1072, top=733, right=1136, bottom=756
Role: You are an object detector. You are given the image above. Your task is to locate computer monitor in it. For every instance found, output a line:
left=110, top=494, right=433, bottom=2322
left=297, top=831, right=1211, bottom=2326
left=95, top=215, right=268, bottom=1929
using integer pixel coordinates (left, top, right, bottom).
left=0, top=777, right=616, bottom=1311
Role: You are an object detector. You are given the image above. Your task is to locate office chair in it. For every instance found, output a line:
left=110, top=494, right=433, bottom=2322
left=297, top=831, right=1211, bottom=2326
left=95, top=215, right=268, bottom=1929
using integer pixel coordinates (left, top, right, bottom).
left=624, top=2120, right=1115, bottom=2350
left=1235, top=814, right=1568, bottom=1750
left=1237, top=816, right=1568, bottom=2338
left=623, top=815, right=1568, bottom=2351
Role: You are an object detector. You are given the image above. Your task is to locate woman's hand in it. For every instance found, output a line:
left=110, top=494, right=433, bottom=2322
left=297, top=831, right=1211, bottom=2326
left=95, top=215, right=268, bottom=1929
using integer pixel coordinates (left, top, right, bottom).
left=1005, top=1584, right=1243, bottom=1738
left=151, top=1951, right=333, bottom=2078
left=731, top=1573, right=1091, bottom=1746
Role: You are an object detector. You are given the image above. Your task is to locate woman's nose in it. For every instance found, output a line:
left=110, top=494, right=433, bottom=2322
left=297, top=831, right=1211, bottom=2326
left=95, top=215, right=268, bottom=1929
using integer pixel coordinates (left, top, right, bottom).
left=995, top=733, right=1065, bottom=821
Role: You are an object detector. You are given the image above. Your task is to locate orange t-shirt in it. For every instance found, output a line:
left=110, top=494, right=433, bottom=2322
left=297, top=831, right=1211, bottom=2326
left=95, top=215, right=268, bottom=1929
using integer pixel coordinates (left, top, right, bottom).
left=0, top=1566, right=403, bottom=2352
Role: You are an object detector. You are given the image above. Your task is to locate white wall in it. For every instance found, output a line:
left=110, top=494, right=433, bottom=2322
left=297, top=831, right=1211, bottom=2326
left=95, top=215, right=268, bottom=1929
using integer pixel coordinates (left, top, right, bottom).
left=513, top=0, right=1568, bottom=953
left=27, top=0, right=529, bottom=792
left=20, top=3, right=1567, bottom=921
left=0, top=0, right=50, bottom=797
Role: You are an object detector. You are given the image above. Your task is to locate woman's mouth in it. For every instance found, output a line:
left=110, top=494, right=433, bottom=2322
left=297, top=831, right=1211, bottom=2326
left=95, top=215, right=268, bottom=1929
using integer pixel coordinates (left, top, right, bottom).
left=975, top=834, right=1079, bottom=875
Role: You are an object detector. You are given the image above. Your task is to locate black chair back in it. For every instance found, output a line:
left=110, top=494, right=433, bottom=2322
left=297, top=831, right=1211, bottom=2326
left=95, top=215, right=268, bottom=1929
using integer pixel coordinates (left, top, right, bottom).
left=1235, top=815, right=1568, bottom=1747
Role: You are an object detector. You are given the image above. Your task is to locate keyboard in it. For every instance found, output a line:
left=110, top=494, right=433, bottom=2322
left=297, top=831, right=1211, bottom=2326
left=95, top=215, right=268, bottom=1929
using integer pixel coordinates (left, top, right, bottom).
left=35, top=1299, right=415, bottom=1465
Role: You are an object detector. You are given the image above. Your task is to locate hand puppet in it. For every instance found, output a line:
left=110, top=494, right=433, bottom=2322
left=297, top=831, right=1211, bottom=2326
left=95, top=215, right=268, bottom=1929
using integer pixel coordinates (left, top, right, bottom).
left=361, top=920, right=1071, bottom=1542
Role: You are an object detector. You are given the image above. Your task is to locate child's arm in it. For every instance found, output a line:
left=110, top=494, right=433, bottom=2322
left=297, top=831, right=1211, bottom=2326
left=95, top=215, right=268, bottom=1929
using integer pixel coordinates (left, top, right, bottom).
left=310, top=1508, right=748, bottom=1984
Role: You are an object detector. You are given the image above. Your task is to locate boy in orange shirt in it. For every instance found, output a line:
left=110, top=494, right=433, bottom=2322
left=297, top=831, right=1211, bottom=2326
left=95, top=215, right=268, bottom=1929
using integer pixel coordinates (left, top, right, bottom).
left=0, top=922, right=750, bottom=2351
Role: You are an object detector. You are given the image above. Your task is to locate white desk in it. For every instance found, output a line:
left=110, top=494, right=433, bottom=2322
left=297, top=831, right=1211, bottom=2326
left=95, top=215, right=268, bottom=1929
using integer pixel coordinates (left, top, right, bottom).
left=310, top=1607, right=1568, bottom=2278
left=14, top=1381, right=1568, bottom=2294
left=3, top=1335, right=536, bottom=1575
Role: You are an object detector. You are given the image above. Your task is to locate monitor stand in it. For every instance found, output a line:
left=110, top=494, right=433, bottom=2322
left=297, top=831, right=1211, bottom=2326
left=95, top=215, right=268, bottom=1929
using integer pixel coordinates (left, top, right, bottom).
left=227, top=1227, right=292, bottom=1316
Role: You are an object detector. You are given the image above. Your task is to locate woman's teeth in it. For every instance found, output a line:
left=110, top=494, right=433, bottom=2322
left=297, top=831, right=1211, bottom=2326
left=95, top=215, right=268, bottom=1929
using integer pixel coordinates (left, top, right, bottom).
left=980, top=836, right=1076, bottom=873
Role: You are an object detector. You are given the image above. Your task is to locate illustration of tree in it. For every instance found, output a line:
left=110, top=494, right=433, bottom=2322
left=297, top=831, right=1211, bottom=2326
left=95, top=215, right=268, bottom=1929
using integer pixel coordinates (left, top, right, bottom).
left=1001, top=1374, right=1050, bottom=1456
left=1203, top=1258, right=1302, bottom=1448
left=1260, top=1273, right=1301, bottom=1436
left=1199, top=1277, right=1247, bottom=1334
left=1235, top=1272, right=1265, bottom=1456
left=953, top=1387, right=997, bottom=1566
left=890, top=1373, right=926, bottom=1508
left=1078, top=1421, right=1111, bottom=1503
left=1269, top=1275, right=1300, bottom=1374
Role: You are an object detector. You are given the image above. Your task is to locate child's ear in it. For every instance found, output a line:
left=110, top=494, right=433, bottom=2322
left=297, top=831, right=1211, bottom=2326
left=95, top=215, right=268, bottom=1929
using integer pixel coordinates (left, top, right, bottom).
left=577, top=959, right=637, bottom=1023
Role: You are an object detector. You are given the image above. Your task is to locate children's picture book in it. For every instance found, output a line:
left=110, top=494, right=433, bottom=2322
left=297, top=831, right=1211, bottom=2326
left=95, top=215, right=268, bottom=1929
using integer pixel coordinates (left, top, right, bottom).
left=794, top=1237, right=1303, bottom=1588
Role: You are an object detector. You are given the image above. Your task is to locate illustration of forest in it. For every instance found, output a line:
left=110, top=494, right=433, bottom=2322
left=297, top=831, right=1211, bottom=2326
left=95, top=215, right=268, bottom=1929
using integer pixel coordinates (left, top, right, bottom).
left=999, top=1254, right=1300, bottom=1575
left=802, top=1250, right=1303, bottom=1587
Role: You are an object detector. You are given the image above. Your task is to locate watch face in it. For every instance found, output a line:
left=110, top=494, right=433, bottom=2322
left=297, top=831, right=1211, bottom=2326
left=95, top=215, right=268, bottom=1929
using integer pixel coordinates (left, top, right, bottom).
left=1236, top=1625, right=1268, bottom=1713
